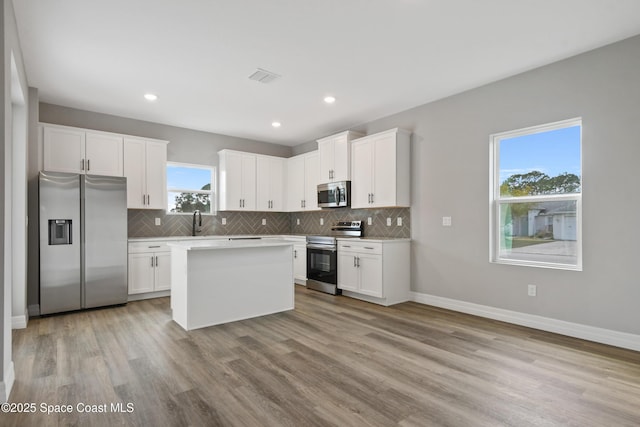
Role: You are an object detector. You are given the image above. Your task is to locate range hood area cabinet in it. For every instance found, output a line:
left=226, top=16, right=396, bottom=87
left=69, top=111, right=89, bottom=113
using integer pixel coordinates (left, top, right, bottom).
left=317, top=130, right=364, bottom=184
left=124, top=137, right=169, bottom=209
left=350, top=128, right=411, bottom=209
left=218, top=150, right=257, bottom=211
left=42, top=123, right=124, bottom=177
left=286, top=150, right=320, bottom=211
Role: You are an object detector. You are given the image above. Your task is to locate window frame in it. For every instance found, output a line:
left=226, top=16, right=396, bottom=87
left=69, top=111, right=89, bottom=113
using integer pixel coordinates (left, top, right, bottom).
left=489, top=118, right=582, bottom=271
left=166, top=161, right=217, bottom=215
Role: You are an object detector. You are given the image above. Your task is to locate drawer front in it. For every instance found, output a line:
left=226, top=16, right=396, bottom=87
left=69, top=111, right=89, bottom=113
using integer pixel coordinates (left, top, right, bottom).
left=338, top=241, right=382, bottom=255
left=128, top=241, right=170, bottom=254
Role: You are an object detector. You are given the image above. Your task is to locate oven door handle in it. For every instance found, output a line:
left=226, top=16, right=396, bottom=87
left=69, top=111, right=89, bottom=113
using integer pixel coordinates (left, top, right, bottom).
left=306, top=244, right=337, bottom=252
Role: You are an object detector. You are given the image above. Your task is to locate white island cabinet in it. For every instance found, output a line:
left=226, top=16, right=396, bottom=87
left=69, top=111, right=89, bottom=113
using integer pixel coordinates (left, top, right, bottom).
left=169, top=239, right=294, bottom=330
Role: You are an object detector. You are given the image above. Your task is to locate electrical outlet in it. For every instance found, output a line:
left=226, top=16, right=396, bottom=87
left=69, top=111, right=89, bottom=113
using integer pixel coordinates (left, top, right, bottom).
left=320, top=218, right=324, bottom=225
left=221, top=218, right=227, bottom=225
left=397, top=217, right=402, bottom=226
left=262, top=218, right=266, bottom=225
left=386, top=218, right=392, bottom=226
left=367, top=217, right=372, bottom=225
left=155, top=218, right=161, bottom=226
left=528, top=284, right=537, bottom=297
left=442, top=216, right=452, bottom=227
left=296, top=218, right=300, bottom=225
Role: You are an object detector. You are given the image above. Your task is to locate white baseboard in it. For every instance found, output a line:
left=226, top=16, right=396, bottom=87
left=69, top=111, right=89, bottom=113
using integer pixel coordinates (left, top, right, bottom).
left=127, top=290, right=171, bottom=302
left=411, top=291, right=640, bottom=352
left=11, top=314, right=27, bottom=329
left=1, top=361, right=15, bottom=402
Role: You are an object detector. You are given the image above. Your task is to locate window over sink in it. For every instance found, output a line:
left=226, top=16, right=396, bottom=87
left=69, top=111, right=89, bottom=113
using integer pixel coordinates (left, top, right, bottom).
left=167, top=162, right=216, bottom=214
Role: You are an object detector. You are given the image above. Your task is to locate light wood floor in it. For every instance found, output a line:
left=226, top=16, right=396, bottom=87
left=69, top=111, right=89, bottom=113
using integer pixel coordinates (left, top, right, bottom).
left=3, top=286, right=640, bottom=426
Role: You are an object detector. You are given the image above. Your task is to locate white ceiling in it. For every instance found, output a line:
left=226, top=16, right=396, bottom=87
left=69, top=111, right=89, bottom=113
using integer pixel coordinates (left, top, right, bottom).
left=13, top=0, right=640, bottom=146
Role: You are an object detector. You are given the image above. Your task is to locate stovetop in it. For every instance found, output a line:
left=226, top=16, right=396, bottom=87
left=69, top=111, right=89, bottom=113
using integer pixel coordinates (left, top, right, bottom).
left=307, top=220, right=364, bottom=244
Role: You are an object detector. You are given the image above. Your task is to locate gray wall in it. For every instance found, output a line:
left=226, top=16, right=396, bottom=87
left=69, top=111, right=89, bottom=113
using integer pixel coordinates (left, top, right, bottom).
left=39, top=103, right=292, bottom=165
left=353, top=35, right=640, bottom=335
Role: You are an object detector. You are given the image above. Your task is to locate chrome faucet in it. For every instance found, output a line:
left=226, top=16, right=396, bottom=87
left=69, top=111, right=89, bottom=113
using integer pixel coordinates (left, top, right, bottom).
left=192, top=210, right=202, bottom=236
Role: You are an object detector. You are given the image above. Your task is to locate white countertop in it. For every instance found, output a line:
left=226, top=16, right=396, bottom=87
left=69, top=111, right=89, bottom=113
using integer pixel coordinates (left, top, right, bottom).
left=129, top=234, right=409, bottom=243
left=167, top=238, right=295, bottom=251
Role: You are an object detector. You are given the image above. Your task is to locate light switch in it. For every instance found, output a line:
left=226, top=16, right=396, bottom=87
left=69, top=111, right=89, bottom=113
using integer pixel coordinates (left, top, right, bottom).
left=296, top=218, right=300, bottom=225
left=320, top=218, right=324, bottom=225
left=154, top=218, right=161, bottom=226
left=367, top=217, right=372, bottom=225
left=386, top=218, right=392, bottom=226
left=262, top=218, right=267, bottom=225
left=221, top=218, right=227, bottom=225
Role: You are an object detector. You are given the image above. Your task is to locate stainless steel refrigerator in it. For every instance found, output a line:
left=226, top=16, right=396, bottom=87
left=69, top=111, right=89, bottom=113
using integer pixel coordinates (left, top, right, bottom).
left=39, top=171, right=128, bottom=315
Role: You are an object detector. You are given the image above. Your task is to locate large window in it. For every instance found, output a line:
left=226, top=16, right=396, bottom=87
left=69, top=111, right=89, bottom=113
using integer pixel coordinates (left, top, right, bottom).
left=167, top=162, right=216, bottom=214
left=490, top=118, right=582, bottom=270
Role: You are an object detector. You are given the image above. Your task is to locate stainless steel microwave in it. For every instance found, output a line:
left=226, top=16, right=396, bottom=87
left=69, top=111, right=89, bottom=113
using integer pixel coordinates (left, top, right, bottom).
left=317, top=181, right=350, bottom=208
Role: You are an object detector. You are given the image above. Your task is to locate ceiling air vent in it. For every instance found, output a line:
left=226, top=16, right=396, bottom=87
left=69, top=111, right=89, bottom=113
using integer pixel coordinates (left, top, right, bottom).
left=248, top=68, right=281, bottom=84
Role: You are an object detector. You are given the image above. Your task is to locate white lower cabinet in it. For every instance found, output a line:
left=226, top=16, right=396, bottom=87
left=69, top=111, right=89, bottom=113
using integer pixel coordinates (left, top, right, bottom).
left=293, top=243, right=307, bottom=284
left=337, top=239, right=410, bottom=306
left=128, top=242, right=171, bottom=297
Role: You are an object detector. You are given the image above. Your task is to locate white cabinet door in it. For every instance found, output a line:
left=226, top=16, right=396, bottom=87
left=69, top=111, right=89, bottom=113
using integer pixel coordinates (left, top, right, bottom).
left=145, top=141, right=167, bottom=210
left=128, top=253, right=155, bottom=294
left=154, top=251, right=172, bottom=291
left=124, top=139, right=146, bottom=208
left=332, top=137, right=350, bottom=182
left=219, top=151, right=256, bottom=210
left=293, top=244, right=307, bottom=282
left=318, top=139, right=334, bottom=184
left=371, top=133, right=397, bottom=207
left=286, top=155, right=305, bottom=211
left=304, top=152, right=319, bottom=210
left=257, top=156, right=284, bottom=211
left=357, top=253, right=383, bottom=298
left=43, top=126, right=85, bottom=173
left=124, top=138, right=167, bottom=209
left=351, top=140, right=373, bottom=209
left=337, top=252, right=359, bottom=292
left=85, top=132, right=123, bottom=176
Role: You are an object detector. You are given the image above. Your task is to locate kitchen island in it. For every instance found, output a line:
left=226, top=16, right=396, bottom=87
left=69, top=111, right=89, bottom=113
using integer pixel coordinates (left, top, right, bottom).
left=169, top=239, right=294, bottom=330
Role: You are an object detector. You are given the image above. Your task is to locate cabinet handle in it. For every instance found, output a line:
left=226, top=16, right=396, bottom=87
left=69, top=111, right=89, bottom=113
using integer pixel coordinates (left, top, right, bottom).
left=148, top=245, right=161, bottom=248
left=87, top=159, right=90, bottom=171
left=371, top=193, right=374, bottom=204
left=142, top=194, right=146, bottom=205
left=81, top=159, right=85, bottom=171
left=147, top=194, right=150, bottom=205
left=151, top=256, right=154, bottom=267
left=357, top=256, right=360, bottom=267
left=301, top=200, right=304, bottom=208
left=353, top=256, right=357, bottom=267
left=155, top=256, right=158, bottom=266
left=294, top=250, right=297, bottom=258
left=364, top=246, right=375, bottom=250
left=342, top=245, right=351, bottom=248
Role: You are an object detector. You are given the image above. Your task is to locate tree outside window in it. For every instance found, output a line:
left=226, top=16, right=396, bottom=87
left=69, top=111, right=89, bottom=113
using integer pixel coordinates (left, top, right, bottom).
left=167, top=163, right=215, bottom=214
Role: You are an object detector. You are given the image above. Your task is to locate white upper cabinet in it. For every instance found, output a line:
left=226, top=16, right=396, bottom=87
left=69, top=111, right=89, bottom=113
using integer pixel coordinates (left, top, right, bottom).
left=351, top=128, right=411, bottom=209
left=218, top=150, right=257, bottom=211
left=317, top=130, right=364, bottom=183
left=43, top=124, right=123, bottom=176
left=256, top=155, right=284, bottom=211
left=286, top=151, right=319, bottom=211
left=124, top=137, right=168, bottom=210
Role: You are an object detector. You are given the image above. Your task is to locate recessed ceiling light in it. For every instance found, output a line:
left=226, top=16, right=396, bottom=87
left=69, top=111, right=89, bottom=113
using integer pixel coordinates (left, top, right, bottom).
left=324, top=96, right=336, bottom=104
left=144, top=93, right=158, bottom=101
left=272, top=121, right=281, bottom=128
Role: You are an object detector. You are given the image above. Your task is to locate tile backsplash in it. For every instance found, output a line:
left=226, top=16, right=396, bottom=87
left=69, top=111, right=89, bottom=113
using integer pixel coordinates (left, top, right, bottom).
left=128, top=207, right=410, bottom=239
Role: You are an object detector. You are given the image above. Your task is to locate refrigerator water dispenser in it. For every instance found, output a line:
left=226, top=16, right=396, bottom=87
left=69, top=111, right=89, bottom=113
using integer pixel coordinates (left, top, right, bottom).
left=49, top=219, right=72, bottom=245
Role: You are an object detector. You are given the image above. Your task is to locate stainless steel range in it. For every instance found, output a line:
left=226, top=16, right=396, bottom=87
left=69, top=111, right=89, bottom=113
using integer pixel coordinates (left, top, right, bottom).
left=306, top=221, right=363, bottom=295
